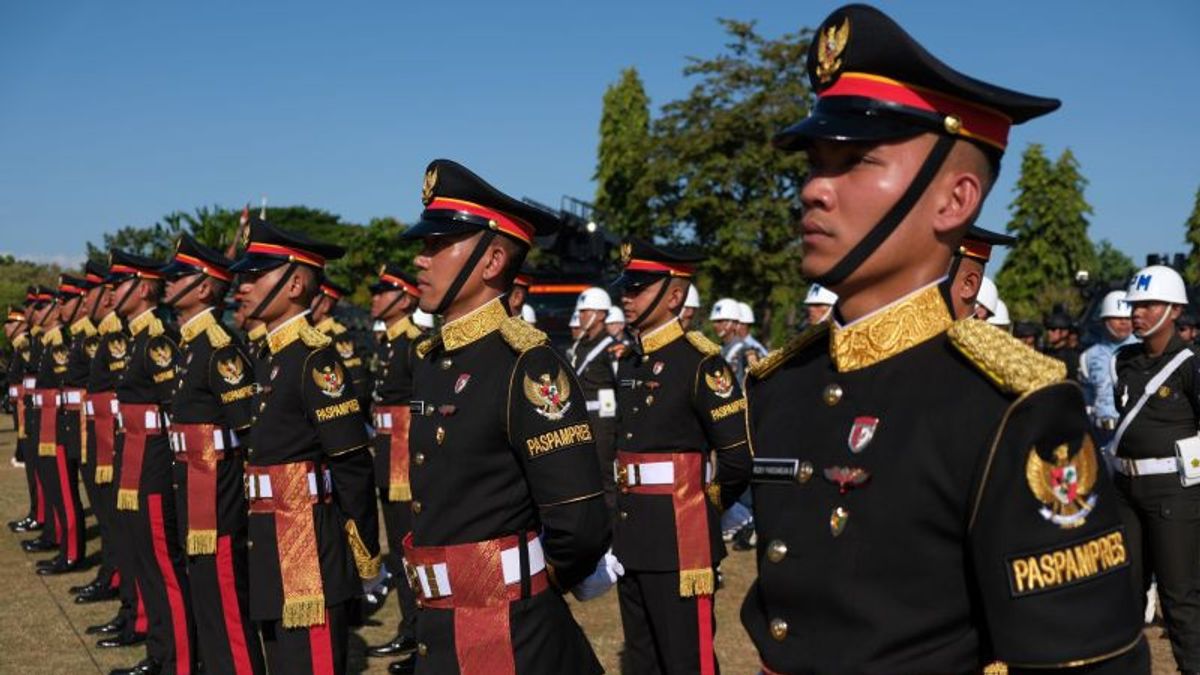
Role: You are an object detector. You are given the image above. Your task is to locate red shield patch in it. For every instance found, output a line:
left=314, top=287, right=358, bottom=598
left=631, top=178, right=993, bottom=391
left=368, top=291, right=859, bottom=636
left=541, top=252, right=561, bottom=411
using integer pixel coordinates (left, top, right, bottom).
left=847, top=416, right=879, bottom=454
left=454, top=373, right=470, bottom=394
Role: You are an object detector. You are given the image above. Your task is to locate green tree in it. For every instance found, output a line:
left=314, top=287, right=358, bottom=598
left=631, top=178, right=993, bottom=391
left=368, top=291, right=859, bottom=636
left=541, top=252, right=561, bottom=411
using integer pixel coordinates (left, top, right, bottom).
left=1092, top=239, right=1135, bottom=287
left=332, top=216, right=421, bottom=305
left=595, top=67, right=653, bottom=238
left=996, top=145, right=1096, bottom=321
left=1184, top=186, right=1200, bottom=285
left=643, top=19, right=812, bottom=344
left=0, top=257, right=64, bottom=347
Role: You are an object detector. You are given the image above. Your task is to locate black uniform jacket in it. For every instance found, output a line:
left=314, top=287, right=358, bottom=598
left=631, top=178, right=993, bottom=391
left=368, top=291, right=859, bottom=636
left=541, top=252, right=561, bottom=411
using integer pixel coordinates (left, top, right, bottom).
left=245, top=312, right=379, bottom=621
left=372, top=315, right=421, bottom=492
left=316, top=316, right=372, bottom=414
left=115, top=309, right=179, bottom=493
left=741, top=284, right=1144, bottom=674
left=88, top=313, right=128, bottom=394
left=1113, top=334, right=1199, bottom=459
left=612, top=319, right=752, bottom=572
left=61, top=317, right=98, bottom=459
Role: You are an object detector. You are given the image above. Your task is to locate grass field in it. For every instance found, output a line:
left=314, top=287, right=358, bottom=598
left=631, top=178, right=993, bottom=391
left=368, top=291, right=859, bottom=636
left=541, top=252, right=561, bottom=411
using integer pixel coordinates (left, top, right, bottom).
left=0, top=416, right=1177, bottom=673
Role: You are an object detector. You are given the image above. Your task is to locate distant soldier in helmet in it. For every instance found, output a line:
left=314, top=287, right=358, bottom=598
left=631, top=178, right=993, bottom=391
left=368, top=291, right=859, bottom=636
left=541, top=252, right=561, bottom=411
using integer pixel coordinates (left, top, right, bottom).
left=679, top=283, right=702, bottom=330
left=1177, top=312, right=1198, bottom=345
left=802, top=283, right=838, bottom=327
left=710, top=298, right=751, bottom=383
left=1079, top=290, right=1137, bottom=445
left=1043, top=306, right=1081, bottom=380
left=571, top=287, right=621, bottom=511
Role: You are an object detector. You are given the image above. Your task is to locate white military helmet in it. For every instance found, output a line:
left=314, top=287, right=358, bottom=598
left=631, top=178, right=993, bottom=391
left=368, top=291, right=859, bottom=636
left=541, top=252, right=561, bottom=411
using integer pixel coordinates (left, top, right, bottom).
left=804, top=284, right=838, bottom=306
left=1125, top=266, right=1188, bottom=305
left=605, top=306, right=625, bottom=325
left=412, top=309, right=435, bottom=330
left=684, top=284, right=701, bottom=309
left=568, top=309, right=581, bottom=328
left=710, top=297, right=742, bottom=322
left=521, top=304, right=537, bottom=325
left=976, top=277, right=1000, bottom=315
left=576, top=286, right=613, bottom=311
left=1098, top=290, right=1131, bottom=319
left=986, top=300, right=1011, bottom=327
left=738, top=302, right=755, bottom=325
left=372, top=320, right=386, bottom=332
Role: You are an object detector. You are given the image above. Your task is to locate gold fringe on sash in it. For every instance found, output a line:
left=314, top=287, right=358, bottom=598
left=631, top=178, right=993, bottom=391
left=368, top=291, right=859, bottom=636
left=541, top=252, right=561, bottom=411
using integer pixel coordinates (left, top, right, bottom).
left=679, top=568, right=715, bottom=597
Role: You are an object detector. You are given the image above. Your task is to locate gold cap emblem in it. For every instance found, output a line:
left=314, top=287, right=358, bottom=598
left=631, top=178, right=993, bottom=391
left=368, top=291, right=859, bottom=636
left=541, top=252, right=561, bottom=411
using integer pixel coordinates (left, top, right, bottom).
left=815, top=16, right=850, bottom=84
left=619, top=242, right=633, bottom=267
left=422, top=167, right=438, bottom=206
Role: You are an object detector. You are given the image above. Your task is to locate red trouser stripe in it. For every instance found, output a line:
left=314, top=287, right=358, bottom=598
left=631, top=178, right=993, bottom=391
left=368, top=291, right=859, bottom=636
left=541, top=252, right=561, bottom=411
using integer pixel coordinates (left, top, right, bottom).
left=35, top=472, right=45, bottom=522
left=110, top=570, right=121, bottom=590
left=309, top=611, right=334, bottom=675
left=55, top=445, right=79, bottom=561
left=216, top=535, right=254, bottom=675
left=135, top=579, right=149, bottom=633
left=697, top=594, right=715, bottom=675
left=148, top=494, right=191, bottom=674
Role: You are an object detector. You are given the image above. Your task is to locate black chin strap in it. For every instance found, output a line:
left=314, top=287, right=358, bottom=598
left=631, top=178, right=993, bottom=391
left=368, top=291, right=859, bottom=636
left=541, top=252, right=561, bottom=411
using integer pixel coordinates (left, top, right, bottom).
left=87, top=289, right=104, bottom=322
left=939, top=253, right=964, bottom=316
left=112, top=280, right=137, bottom=318
left=165, top=273, right=207, bottom=308
left=629, top=277, right=672, bottom=330
left=249, top=263, right=297, bottom=321
left=433, top=232, right=497, bottom=316
left=814, top=135, right=956, bottom=287
left=375, top=292, right=407, bottom=323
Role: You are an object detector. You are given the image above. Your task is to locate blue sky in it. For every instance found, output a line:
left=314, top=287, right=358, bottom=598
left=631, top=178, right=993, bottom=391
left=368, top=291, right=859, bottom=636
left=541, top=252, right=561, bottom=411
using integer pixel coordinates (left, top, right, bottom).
left=2, top=1, right=1198, bottom=273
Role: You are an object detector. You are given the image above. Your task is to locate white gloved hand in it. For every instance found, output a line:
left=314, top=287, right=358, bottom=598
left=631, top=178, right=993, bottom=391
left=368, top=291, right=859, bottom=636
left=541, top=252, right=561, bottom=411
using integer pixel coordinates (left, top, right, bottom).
left=362, top=562, right=391, bottom=604
left=570, top=550, right=624, bottom=602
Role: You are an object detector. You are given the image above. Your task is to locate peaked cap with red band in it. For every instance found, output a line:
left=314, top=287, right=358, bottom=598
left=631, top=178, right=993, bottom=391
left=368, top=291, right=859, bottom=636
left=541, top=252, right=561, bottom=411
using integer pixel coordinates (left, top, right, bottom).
left=613, top=236, right=705, bottom=290
left=403, top=159, right=561, bottom=246
left=958, top=225, right=1016, bottom=263
left=57, top=274, right=89, bottom=298
left=105, top=249, right=166, bottom=284
left=369, top=263, right=421, bottom=297
left=84, top=260, right=109, bottom=287
left=774, top=3, right=1060, bottom=155
left=229, top=218, right=345, bottom=274
left=318, top=276, right=351, bottom=301
left=160, top=233, right=235, bottom=282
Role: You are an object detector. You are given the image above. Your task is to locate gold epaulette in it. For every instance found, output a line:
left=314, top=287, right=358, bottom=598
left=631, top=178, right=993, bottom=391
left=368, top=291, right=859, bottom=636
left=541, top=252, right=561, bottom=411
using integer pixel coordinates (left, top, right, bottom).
left=205, top=322, right=231, bottom=349
left=947, top=318, right=1066, bottom=395
left=98, top=313, right=122, bottom=335
left=41, top=327, right=63, bottom=346
left=415, top=335, right=440, bottom=359
left=330, top=319, right=347, bottom=335
left=498, top=316, right=548, bottom=353
left=299, top=323, right=332, bottom=348
left=148, top=316, right=165, bottom=338
left=748, top=323, right=828, bottom=380
left=12, top=334, right=29, bottom=350
left=685, top=331, right=720, bottom=356
left=247, top=324, right=267, bottom=342
left=70, top=317, right=97, bottom=338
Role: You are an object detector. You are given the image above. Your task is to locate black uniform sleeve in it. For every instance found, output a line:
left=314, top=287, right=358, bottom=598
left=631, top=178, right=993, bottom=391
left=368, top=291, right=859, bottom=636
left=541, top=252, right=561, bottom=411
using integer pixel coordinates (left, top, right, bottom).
left=208, top=344, right=255, bottom=431
left=968, top=383, right=1145, bottom=669
left=507, top=345, right=610, bottom=590
left=146, top=335, right=179, bottom=408
left=693, top=354, right=752, bottom=507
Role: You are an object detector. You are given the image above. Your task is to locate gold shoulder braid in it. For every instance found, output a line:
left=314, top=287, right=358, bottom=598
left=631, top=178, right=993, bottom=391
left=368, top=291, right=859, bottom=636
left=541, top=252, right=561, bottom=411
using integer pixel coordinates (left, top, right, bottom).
left=415, top=335, right=440, bottom=359
left=247, top=324, right=267, bottom=342
left=206, top=322, right=231, bottom=349
left=299, top=322, right=332, bottom=349
left=685, top=331, right=721, bottom=356
left=12, top=334, right=29, bottom=350
left=749, top=323, right=829, bottom=380
left=98, top=312, right=122, bottom=335
left=148, top=316, right=165, bottom=338
left=70, top=317, right=97, bottom=338
left=386, top=316, right=421, bottom=342
left=499, top=316, right=548, bottom=353
left=180, top=310, right=217, bottom=344
left=41, top=326, right=63, bottom=346
left=829, top=283, right=952, bottom=372
left=948, top=318, right=1066, bottom=394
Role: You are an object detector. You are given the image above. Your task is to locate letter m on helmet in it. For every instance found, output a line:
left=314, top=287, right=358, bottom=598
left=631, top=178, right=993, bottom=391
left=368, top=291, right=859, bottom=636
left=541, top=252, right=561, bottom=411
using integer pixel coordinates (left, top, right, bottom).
left=1135, top=274, right=1152, bottom=291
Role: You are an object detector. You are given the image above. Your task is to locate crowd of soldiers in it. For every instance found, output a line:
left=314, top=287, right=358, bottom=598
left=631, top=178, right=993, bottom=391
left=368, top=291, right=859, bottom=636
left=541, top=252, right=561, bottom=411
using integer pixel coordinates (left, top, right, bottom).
left=4, top=4, right=1200, bottom=675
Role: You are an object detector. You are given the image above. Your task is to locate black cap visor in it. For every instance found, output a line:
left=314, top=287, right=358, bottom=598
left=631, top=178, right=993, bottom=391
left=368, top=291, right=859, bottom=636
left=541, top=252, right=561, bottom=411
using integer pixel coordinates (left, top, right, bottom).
left=402, top=210, right=488, bottom=240
left=612, top=270, right=669, bottom=292
left=159, top=259, right=204, bottom=281
left=228, top=254, right=291, bottom=275
left=774, top=97, right=932, bottom=151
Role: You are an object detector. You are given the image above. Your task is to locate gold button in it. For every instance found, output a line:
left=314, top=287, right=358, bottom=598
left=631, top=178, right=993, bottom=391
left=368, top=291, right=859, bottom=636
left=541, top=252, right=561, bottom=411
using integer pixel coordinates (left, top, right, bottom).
left=619, top=511, right=628, bottom=520
left=415, top=599, right=423, bottom=609
left=822, top=383, right=843, bottom=406
left=769, top=618, right=788, bottom=641
left=943, top=114, right=962, bottom=134
left=414, top=452, right=425, bottom=466
left=766, top=540, right=788, bottom=563
left=436, top=427, right=445, bottom=445
left=411, top=501, right=422, bottom=515
left=625, top=432, right=633, bottom=439
left=417, top=643, right=428, bottom=656
left=439, top=359, right=452, bottom=370
left=247, top=540, right=254, bottom=549
left=645, top=395, right=654, bottom=406
left=798, top=461, right=814, bottom=483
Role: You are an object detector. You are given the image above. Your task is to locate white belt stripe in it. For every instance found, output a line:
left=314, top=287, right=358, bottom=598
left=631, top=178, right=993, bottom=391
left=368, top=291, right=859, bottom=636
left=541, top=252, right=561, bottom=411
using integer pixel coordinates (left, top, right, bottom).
left=1113, top=457, right=1178, bottom=477
left=246, top=470, right=332, bottom=500
left=23, top=378, right=35, bottom=389
left=615, top=460, right=713, bottom=485
left=169, top=429, right=239, bottom=453
left=412, top=538, right=546, bottom=599
left=374, top=413, right=394, bottom=430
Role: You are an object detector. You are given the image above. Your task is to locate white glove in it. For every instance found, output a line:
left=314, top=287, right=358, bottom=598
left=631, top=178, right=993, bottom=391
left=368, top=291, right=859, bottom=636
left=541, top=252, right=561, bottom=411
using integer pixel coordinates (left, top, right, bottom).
left=570, top=550, right=624, bottom=602
left=362, top=562, right=391, bottom=604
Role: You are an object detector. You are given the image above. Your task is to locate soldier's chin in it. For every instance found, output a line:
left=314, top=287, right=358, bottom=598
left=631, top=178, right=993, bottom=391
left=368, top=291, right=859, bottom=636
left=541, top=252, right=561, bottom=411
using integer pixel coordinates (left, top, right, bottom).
left=800, top=255, right=836, bottom=283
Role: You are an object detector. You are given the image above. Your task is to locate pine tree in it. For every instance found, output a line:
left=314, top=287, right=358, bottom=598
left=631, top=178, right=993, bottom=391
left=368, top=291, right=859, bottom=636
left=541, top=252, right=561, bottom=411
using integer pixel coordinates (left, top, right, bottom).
left=1184, top=186, right=1200, bottom=285
left=594, top=68, right=653, bottom=239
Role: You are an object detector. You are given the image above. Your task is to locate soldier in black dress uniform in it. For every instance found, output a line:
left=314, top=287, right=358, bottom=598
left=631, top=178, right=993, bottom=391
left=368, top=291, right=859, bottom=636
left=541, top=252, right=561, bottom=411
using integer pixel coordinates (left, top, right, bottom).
left=611, top=237, right=753, bottom=675
left=569, top=287, right=621, bottom=512
left=161, top=234, right=266, bottom=674
left=312, top=278, right=371, bottom=413
left=401, top=159, right=610, bottom=674
left=230, top=219, right=383, bottom=674
left=740, top=5, right=1148, bottom=673
left=20, top=286, right=58, bottom=554
left=362, top=263, right=424, bottom=674
left=107, top=250, right=194, bottom=675
left=5, top=300, right=41, bottom=534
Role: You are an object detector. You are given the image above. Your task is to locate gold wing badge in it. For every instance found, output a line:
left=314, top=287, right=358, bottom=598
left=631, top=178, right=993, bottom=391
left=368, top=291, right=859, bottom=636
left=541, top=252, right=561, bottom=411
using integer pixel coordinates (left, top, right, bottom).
left=422, top=167, right=438, bottom=205
left=523, top=368, right=573, bottom=421
left=336, top=340, right=355, bottom=359
left=216, top=357, right=245, bottom=386
left=1025, top=439, right=1099, bottom=529
left=705, top=366, right=735, bottom=399
left=312, top=362, right=346, bottom=398
left=815, top=16, right=850, bottom=84
left=149, top=344, right=173, bottom=368
left=108, top=337, right=127, bottom=360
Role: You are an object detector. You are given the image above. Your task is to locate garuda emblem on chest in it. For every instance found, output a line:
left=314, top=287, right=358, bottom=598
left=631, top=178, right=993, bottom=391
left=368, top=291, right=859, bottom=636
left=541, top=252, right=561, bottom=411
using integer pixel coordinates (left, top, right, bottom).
left=1026, top=439, right=1098, bottom=529
left=216, top=357, right=245, bottom=385
left=704, top=366, right=735, bottom=399
left=108, top=338, right=127, bottom=361
left=149, top=344, right=173, bottom=368
left=312, top=362, right=346, bottom=398
left=84, top=337, right=99, bottom=359
left=52, top=347, right=69, bottom=366
left=335, top=340, right=355, bottom=360
left=524, top=369, right=572, bottom=420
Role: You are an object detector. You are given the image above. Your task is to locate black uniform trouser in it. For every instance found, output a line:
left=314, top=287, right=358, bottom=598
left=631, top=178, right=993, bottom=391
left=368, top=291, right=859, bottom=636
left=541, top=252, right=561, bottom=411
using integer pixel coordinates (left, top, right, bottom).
left=111, top=435, right=146, bottom=637
left=174, top=455, right=265, bottom=675
left=379, top=494, right=417, bottom=639
left=18, top=434, right=43, bottom=523
left=588, top=413, right=618, bottom=514
left=1115, top=473, right=1200, bottom=670
left=54, top=414, right=86, bottom=563
left=259, top=603, right=348, bottom=675
left=35, top=451, right=62, bottom=547
left=81, top=420, right=117, bottom=586
left=618, top=570, right=718, bottom=675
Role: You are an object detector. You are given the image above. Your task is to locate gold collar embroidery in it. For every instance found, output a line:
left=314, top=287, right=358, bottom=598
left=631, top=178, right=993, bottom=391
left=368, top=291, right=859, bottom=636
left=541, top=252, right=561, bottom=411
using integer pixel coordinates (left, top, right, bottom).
left=70, top=316, right=97, bottom=337
left=40, top=326, right=63, bottom=346
left=829, top=282, right=953, bottom=372
left=268, top=312, right=312, bottom=355
left=98, top=312, right=123, bottom=335
left=441, top=298, right=507, bottom=352
left=386, top=315, right=417, bottom=342
left=640, top=319, right=684, bottom=354
left=247, top=324, right=267, bottom=342
left=180, top=309, right=217, bottom=344
left=128, top=309, right=157, bottom=336
left=314, top=316, right=339, bottom=335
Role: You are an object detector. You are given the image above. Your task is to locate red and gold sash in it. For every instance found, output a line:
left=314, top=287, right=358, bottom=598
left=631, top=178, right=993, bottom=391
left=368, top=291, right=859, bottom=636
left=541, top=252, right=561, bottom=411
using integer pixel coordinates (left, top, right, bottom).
left=376, top=404, right=412, bottom=502
left=618, top=450, right=715, bottom=597
left=37, top=388, right=60, bottom=457
left=247, top=462, right=328, bottom=628
left=175, top=423, right=222, bottom=555
left=90, top=392, right=117, bottom=483
left=116, top=403, right=160, bottom=511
